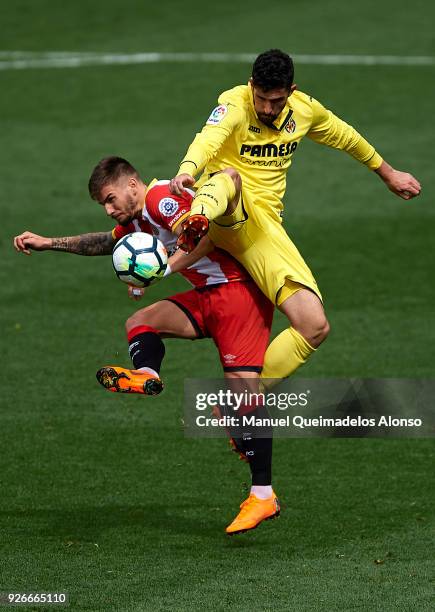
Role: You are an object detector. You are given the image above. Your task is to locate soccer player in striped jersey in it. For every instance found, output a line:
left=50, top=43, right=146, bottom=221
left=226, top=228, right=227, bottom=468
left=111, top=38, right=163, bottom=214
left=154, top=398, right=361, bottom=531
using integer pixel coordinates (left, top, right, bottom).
left=13, top=156, right=279, bottom=535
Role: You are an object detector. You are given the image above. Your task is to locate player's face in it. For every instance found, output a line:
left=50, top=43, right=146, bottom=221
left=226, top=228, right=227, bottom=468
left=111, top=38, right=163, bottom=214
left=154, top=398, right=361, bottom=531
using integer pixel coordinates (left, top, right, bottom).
left=100, top=178, right=139, bottom=226
left=252, top=85, right=292, bottom=126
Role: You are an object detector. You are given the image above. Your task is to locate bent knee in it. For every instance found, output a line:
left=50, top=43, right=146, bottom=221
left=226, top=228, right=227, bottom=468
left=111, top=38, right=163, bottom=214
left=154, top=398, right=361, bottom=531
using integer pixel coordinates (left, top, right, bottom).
left=295, top=316, right=330, bottom=349
left=318, top=318, right=330, bottom=344
left=125, top=308, right=154, bottom=334
left=310, top=317, right=330, bottom=347
left=125, top=313, right=140, bottom=334
left=221, top=167, right=242, bottom=191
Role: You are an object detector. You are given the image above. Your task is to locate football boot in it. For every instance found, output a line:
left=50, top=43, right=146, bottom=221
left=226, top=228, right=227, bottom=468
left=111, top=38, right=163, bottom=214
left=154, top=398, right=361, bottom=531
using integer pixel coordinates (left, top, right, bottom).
left=176, top=214, right=209, bottom=253
left=226, top=492, right=280, bottom=535
left=96, top=366, right=163, bottom=395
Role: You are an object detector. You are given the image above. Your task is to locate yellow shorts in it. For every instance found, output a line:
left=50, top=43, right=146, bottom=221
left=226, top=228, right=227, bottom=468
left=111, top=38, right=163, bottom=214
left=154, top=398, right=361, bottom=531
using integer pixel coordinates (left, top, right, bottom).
left=207, top=189, right=322, bottom=305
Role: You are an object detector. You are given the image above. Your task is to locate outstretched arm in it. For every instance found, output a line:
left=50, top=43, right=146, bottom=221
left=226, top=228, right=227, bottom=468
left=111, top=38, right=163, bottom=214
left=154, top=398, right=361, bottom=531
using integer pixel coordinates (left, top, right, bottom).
left=13, top=230, right=116, bottom=256
left=307, top=98, right=421, bottom=200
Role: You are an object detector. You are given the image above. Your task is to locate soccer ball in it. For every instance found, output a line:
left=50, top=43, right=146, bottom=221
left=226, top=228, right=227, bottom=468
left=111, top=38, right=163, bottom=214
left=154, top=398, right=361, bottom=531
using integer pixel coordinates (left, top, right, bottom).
left=112, top=232, right=168, bottom=287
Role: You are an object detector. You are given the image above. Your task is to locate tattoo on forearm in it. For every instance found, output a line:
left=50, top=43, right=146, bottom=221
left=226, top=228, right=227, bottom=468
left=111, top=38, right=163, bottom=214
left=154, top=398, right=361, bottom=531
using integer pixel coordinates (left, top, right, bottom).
left=51, top=232, right=115, bottom=256
left=51, top=237, right=70, bottom=251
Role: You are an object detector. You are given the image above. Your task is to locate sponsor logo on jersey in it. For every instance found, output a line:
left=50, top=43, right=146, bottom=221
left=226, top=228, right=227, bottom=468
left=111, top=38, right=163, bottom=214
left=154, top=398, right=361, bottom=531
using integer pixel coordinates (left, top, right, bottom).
left=240, top=142, right=298, bottom=157
left=158, top=197, right=179, bottom=217
left=167, top=208, right=187, bottom=228
left=206, top=104, right=228, bottom=125
left=248, top=124, right=261, bottom=133
left=241, top=158, right=288, bottom=167
left=284, top=118, right=296, bottom=134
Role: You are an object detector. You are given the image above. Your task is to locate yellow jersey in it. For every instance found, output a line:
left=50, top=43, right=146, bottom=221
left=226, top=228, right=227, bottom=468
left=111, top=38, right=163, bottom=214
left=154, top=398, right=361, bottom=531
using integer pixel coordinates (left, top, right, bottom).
left=178, top=84, right=383, bottom=216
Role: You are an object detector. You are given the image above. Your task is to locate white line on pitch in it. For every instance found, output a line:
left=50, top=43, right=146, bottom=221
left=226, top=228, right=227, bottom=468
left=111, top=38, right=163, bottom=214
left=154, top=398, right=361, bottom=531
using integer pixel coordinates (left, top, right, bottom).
left=0, top=51, right=434, bottom=71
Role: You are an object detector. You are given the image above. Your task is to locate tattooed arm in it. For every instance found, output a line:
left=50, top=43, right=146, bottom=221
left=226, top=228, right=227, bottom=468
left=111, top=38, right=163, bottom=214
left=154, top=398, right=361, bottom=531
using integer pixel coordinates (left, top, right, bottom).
left=13, top=231, right=116, bottom=256
left=50, top=232, right=116, bottom=255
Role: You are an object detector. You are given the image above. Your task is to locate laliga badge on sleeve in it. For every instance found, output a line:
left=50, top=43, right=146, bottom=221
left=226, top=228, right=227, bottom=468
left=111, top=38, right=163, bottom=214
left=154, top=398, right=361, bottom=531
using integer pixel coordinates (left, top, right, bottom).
left=158, top=197, right=179, bottom=217
left=206, top=104, right=228, bottom=125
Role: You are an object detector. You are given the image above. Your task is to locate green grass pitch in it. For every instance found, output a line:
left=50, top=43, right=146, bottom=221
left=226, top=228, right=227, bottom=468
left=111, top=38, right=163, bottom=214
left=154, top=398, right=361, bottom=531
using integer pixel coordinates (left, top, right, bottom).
left=1, top=1, right=434, bottom=610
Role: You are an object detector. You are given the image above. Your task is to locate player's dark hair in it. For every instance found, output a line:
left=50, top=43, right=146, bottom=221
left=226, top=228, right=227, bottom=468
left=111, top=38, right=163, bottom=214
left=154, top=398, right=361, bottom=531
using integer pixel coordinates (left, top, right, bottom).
left=251, top=49, right=294, bottom=92
left=88, top=156, right=139, bottom=200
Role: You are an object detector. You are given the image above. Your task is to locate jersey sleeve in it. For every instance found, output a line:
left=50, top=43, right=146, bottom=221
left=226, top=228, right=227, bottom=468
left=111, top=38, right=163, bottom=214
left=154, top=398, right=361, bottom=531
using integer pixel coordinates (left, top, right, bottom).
left=177, top=99, right=245, bottom=177
left=112, top=218, right=153, bottom=240
left=112, top=222, right=136, bottom=240
left=145, top=183, right=193, bottom=231
left=307, top=97, right=383, bottom=170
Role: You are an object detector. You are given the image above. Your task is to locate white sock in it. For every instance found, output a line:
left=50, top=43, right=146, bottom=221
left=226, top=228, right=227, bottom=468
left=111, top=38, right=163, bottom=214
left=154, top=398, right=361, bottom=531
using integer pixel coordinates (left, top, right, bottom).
left=138, top=367, right=159, bottom=378
left=250, top=485, right=273, bottom=499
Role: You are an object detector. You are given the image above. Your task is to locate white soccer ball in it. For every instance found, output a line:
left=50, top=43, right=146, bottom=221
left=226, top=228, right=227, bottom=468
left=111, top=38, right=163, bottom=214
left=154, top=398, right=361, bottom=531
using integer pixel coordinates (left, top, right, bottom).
left=112, top=232, right=168, bottom=287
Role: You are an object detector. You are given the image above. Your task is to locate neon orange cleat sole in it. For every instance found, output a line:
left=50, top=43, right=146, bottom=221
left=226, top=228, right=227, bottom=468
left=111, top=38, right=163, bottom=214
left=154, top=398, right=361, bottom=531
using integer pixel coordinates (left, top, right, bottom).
left=226, top=492, right=280, bottom=535
left=96, top=366, right=163, bottom=395
left=176, top=214, right=209, bottom=253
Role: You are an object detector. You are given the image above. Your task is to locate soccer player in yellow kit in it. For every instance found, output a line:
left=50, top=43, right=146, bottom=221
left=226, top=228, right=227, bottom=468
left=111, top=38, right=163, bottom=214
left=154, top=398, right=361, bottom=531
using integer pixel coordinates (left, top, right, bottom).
left=170, top=49, right=421, bottom=533
left=170, top=49, right=421, bottom=384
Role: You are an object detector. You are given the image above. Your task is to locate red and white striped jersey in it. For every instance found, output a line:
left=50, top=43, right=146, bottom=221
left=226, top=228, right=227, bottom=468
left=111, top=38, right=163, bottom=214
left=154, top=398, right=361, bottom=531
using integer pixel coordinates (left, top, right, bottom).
left=113, top=179, right=249, bottom=288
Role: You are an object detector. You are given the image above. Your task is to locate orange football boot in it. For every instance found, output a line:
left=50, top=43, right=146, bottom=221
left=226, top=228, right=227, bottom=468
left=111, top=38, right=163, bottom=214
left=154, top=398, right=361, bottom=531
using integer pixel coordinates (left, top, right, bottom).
left=176, top=214, right=209, bottom=253
left=96, top=366, right=163, bottom=395
left=226, top=492, right=280, bottom=535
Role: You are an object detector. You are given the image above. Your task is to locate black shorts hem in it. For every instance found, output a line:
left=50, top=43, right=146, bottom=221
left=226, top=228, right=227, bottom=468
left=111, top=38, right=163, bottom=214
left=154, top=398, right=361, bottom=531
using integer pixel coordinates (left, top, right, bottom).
left=223, top=365, right=262, bottom=373
left=164, top=298, right=205, bottom=339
